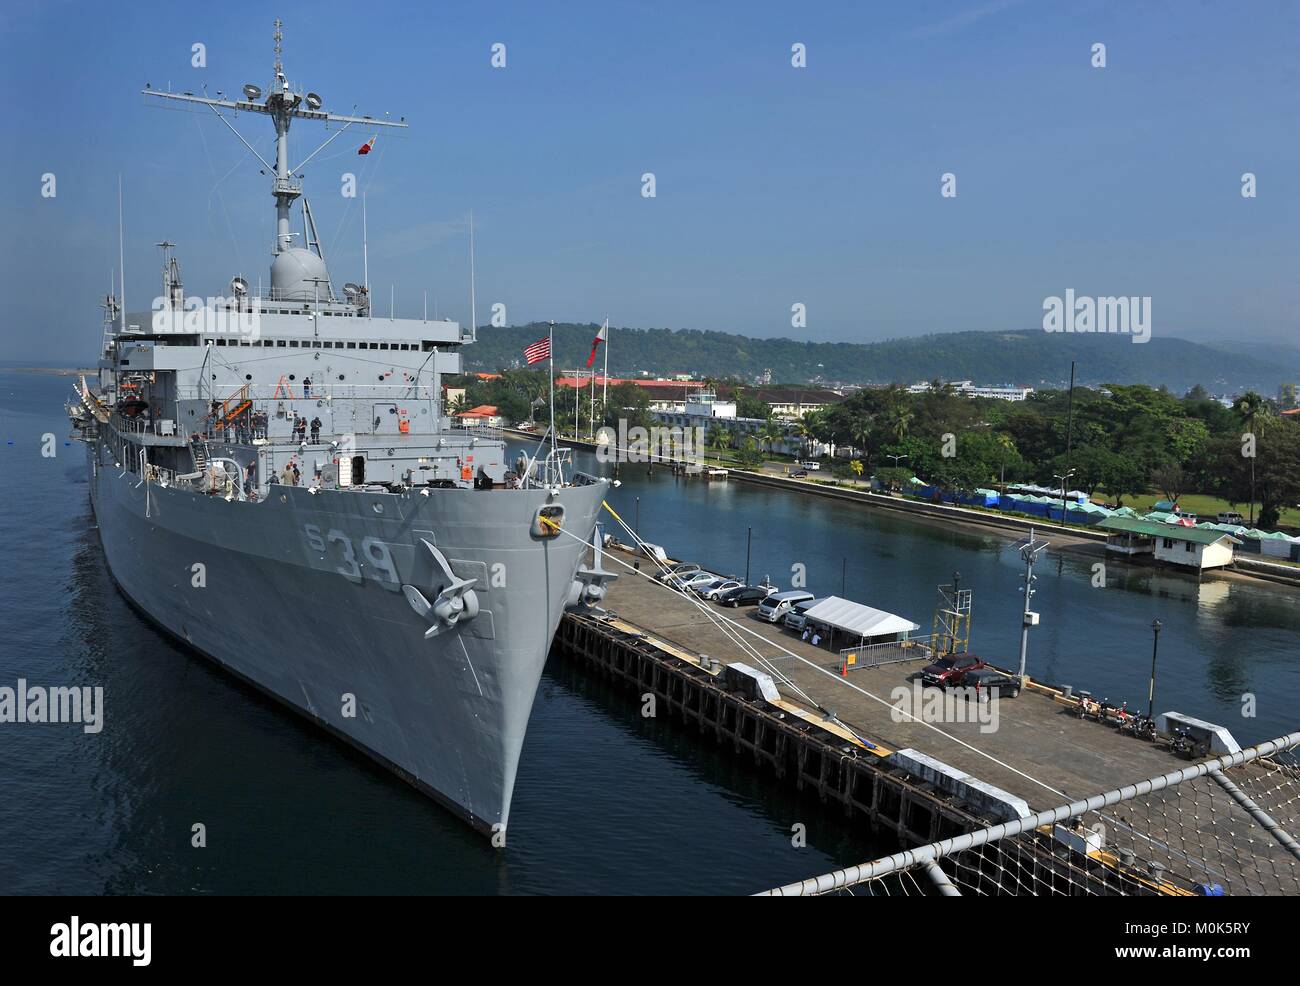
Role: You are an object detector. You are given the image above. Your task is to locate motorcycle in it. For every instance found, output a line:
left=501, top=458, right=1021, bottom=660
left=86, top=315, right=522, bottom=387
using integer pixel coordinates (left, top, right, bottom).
left=1133, top=714, right=1157, bottom=741
left=1169, top=726, right=1200, bottom=759
left=1074, top=693, right=1103, bottom=721
left=1115, top=704, right=1136, bottom=733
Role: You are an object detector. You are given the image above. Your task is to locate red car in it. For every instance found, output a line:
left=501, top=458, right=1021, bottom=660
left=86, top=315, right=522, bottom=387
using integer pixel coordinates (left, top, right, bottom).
left=919, top=653, right=986, bottom=687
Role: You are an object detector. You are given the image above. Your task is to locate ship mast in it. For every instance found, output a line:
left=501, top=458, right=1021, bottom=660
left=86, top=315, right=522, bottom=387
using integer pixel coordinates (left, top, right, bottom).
left=141, top=19, right=407, bottom=260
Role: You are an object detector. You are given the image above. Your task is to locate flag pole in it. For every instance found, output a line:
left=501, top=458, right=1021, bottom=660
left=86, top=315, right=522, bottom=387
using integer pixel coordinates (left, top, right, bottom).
left=602, top=316, right=609, bottom=423
left=548, top=320, right=556, bottom=465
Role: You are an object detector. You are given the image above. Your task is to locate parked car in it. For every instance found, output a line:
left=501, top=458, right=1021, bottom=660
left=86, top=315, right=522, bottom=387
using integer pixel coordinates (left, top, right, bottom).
left=955, top=667, right=1021, bottom=699
left=799, top=460, right=821, bottom=471
left=1216, top=511, right=1246, bottom=526
left=696, top=578, right=743, bottom=600
left=656, top=562, right=700, bottom=583
left=783, top=598, right=829, bottom=632
left=671, top=570, right=723, bottom=591
left=757, top=589, right=815, bottom=623
left=790, top=469, right=809, bottom=479
left=919, top=653, right=986, bottom=687
left=718, top=585, right=776, bottom=608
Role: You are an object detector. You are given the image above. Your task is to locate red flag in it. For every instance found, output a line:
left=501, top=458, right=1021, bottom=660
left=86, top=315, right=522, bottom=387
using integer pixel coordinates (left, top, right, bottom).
left=585, top=319, right=608, bottom=368
left=357, top=136, right=377, bottom=155
left=524, top=335, right=551, bottom=365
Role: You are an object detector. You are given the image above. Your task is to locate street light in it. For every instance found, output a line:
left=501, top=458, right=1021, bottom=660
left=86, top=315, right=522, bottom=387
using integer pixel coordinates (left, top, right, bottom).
left=1148, top=619, right=1162, bottom=719
left=1053, top=469, right=1075, bottom=528
left=886, top=453, right=908, bottom=492
left=1016, top=528, right=1050, bottom=680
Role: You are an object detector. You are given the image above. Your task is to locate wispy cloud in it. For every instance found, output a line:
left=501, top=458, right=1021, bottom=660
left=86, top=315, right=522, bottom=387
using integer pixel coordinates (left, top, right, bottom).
left=900, top=0, right=1030, bottom=40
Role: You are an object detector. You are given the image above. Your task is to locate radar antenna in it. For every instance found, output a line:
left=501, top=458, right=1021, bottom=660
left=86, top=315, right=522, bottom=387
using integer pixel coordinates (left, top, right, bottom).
left=140, top=19, right=408, bottom=259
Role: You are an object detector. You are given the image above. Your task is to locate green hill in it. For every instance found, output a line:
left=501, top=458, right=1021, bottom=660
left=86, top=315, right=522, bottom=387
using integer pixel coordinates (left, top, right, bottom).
left=463, top=324, right=1296, bottom=394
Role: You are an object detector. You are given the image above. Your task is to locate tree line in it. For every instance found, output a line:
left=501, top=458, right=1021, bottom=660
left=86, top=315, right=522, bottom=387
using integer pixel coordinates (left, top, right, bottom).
left=450, top=370, right=1300, bottom=529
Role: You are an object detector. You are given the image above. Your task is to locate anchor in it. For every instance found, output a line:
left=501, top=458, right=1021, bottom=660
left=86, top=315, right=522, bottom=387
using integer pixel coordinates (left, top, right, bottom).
left=566, top=524, right=618, bottom=615
left=402, top=538, right=480, bottom=638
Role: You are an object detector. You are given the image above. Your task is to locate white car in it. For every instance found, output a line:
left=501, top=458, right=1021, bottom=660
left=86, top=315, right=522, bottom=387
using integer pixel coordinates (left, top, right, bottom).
left=656, top=562, right=701, bottom=583
left=696, top=578, right=742, bottom=600
left=671, top=571, right=722, bottom=591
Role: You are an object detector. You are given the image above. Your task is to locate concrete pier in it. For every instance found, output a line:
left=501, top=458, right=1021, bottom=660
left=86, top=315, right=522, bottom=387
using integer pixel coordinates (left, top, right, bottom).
left=552, top=545, right=1300, bottom=894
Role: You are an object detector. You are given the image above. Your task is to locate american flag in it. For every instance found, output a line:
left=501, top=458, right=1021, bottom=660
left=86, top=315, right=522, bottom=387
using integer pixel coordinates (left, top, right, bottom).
left=523, top=335, right=551, bottom=365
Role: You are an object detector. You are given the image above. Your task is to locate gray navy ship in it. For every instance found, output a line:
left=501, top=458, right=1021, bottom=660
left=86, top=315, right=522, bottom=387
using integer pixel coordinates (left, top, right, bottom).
left=66, top=21, right=612, bottom=842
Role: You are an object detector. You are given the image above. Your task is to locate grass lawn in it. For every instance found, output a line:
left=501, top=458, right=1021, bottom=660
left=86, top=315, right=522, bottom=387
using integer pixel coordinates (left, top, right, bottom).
left=1097, top=489, right=1300, bottom=529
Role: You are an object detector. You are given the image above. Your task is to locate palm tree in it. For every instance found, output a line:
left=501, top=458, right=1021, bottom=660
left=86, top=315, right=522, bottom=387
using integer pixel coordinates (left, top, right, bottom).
left=1232, top=392, right=1273, bottom=525
left=885, top=404, right=914, bottom=444
left=708, top=424, right=732, bottom=458
left=848, top=417, right=873, bottom=464
left=760, top=418, right=784, bottom=456
left=995, top=433, right=1017, bottom=491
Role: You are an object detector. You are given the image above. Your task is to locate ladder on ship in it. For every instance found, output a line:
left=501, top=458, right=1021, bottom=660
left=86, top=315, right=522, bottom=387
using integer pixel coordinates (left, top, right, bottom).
left=190, top=435, right=210, bottom=472
left=206, top=384, right=252, bottom=433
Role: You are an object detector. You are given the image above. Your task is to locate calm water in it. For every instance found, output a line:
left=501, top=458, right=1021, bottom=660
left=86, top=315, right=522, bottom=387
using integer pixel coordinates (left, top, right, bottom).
left=2, top=368, right=1297, bottom=894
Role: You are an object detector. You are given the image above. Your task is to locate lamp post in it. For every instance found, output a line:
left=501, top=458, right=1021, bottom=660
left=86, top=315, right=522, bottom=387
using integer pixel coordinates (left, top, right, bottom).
left=745, top=526, right=752, bottom=585
left=887, top=452, right=908, bottom=492
left=1053, top=468, right=1075, bottom=528
left=1016, top=529, right=1049, bottom=680
left=1148, top=619, right=1162, bottom=719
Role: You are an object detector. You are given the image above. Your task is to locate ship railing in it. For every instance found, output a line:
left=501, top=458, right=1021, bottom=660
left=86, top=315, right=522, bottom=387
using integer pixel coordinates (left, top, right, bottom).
left=448, top=421, right=505, bottom=444
left=761, top=730, right=1300, bottom=897
left=174, top=384, right=439, bottom=403
left=115, top=415, right=181, bottom=439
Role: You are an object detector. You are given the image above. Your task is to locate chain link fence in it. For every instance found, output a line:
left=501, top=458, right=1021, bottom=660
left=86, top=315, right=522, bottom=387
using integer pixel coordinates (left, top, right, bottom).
left=761, top=732, right=1300, bottom=896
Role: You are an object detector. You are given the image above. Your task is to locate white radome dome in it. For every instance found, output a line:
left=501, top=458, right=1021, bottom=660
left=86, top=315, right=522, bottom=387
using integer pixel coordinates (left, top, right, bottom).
left=270, top=248, right=329, bottom=302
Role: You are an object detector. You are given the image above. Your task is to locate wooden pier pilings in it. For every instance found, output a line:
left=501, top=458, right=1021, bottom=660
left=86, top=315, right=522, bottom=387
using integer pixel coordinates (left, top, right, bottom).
left=553, top=612, right=980, bottom=849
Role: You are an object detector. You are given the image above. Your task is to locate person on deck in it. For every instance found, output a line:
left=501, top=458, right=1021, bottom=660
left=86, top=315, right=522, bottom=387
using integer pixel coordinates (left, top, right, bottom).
left=310, top=417, right=321, bottom=443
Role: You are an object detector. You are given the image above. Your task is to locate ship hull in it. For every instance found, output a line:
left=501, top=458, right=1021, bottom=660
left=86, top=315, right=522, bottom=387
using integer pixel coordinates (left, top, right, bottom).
left=85, top=440, right=606, bottom=840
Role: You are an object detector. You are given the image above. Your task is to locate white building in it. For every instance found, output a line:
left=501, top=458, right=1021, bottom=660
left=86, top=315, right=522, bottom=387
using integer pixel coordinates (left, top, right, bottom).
left=1099, top=518, right=1240, bottom=571
left=907, top=380, right=1034, bottom=402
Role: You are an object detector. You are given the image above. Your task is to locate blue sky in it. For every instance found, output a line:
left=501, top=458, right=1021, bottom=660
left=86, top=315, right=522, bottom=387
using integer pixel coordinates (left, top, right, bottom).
left=2, top=0, right=1297, bottom=361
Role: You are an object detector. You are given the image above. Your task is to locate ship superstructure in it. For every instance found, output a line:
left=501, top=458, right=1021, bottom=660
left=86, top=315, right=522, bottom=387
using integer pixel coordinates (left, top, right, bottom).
left=67, top=21, right=612, bottom=842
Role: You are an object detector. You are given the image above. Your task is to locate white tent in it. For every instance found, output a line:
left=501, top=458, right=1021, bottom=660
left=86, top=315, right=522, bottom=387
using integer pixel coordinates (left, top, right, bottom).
left=801, top=596, right=920, bottom=640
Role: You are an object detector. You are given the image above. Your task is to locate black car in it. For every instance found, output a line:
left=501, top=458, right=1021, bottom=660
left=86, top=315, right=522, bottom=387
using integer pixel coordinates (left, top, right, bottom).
left=718, top=585, right=774, bottom=608
left=955, top=667, right=1021, bottom=698
left=791, top=469, right=809, bottom=478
